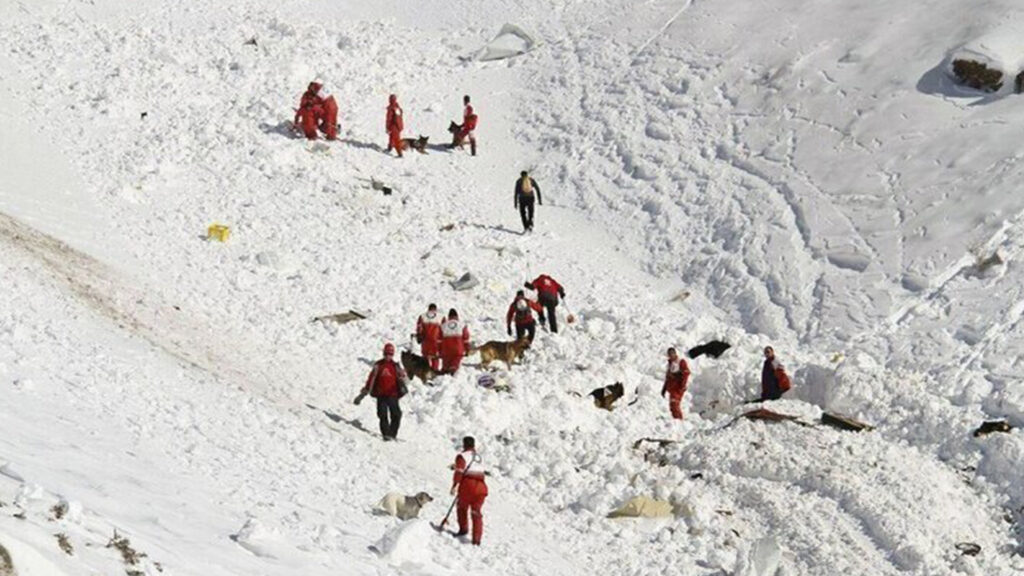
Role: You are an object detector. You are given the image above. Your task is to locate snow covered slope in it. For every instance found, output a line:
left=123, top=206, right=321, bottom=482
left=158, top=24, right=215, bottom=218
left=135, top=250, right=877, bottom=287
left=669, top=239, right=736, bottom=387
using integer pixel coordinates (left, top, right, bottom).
left=0, top=0, right=1022, bottom=574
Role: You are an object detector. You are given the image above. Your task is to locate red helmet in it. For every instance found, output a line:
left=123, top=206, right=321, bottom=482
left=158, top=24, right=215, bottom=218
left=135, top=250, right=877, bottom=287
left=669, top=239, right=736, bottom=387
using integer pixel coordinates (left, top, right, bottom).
left=383, top=343, right=395, bottom=357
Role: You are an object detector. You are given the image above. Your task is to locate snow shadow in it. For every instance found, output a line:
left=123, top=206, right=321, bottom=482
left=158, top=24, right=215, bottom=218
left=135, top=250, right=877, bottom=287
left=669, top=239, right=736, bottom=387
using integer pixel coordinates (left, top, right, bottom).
left=258, top=120, right=302, bottom=139
left=339, top=138, right=381, bottom=152
left=466, top=222, right=523, bottom=236
left=916, top=61, right=1004, bottom=105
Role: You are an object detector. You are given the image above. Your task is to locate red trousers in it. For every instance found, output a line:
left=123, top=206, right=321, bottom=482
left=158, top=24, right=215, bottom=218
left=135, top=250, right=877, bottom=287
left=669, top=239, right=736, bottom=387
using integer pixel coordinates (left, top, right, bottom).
left=441, top=353, right=462, bottom=374
left=668, top=388, right=685, bottom=420
left=422, top=341, right=441, bottom=371
left=388, top=129, right=403, bottom=155
left=321, top=96, right=338, bottom=140
left=457, top=491, right=486, bottom=545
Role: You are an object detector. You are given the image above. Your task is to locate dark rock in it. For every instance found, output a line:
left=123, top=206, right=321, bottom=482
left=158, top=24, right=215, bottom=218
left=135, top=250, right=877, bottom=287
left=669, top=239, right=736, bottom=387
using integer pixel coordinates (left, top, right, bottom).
left=952, top=59, right=1003, bottom=92
left=821, top=412, right=874, bottom=432
left=973, top=420, right=1013, bottom=437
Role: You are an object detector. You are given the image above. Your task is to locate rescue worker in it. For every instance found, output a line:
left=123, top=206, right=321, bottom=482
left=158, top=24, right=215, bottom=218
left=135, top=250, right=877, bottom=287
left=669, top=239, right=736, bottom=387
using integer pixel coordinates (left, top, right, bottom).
left=385, top=94, right=404, bottom=157
left=524, top=274, right=564, bottom=333
left=453, top=95, right=478, bottom=156
left=440, top=309, right=470, bottom=374
left=514, top=171, right=542, bottom=232
left=415, top=303, right=444, bottom=371
left=661, top=347, right=690, bottom=420
left=293, top=81, right=338, bottom=140
left=505, top=290, right=543, bottom=343
left=451, top=436, right=488, bottom=546
left=760, top=346, right=792, bottom=401
left=356, top=343, right=408, bottom=441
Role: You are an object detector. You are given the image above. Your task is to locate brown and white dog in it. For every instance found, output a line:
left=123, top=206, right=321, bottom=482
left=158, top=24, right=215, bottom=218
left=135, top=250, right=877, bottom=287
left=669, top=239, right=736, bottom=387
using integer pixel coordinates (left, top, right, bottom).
left=589, top=382, right=625, bottom=411
left=401, top=350, right=435, bottom=384
left=474, top=338, right=531, bottom=369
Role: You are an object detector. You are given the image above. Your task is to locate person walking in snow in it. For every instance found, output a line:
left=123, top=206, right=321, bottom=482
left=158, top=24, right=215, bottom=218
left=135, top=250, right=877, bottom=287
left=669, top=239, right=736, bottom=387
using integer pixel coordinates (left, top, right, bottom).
left=524, top=274, right=564, bottom=333
left=661, top=347, right=690, bottom=420
left=760, top=346, right=791, bottom=401
left=439, top=309, right=470, bottom=374
left=514, top=171, right=542, bottom=233
left=355, top=343, right=408, bottom=441
left=293, top=81, right=339, bottom=140
left=505, top=290, right=543, bottom=343
left=415, top=303, right=444, bottom=371
left=385, top=94, right=404, bottom=157
left=451, top=94, right=478, bottom=156
left=451, top=436, right=488, bottom=546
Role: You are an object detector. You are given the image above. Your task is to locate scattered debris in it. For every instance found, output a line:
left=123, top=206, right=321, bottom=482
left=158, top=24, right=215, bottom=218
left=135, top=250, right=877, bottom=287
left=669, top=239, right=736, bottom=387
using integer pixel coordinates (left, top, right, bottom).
left=13, top=511, right=25, bottom=520
left=55, top=532, right=74, bottom=556
left=687, top=340, right=731, bottom=359
left=742, top=408, right=801, bottom=424
left=370, top=177, right=393, bottom=196
left=689, top=472, right=704, bottom=480
left=107, top=530, right=146, bottom=566
left=715, top=509, right=734, bottom=516
left=243, top=36, right=258, bottom=47
left=476, top=23, right=536, bottom=62
left=50, top=500, right=68, bottom=520
left=670, top=290, right=690, bottom=303
left=439, top=223, right=456, bottom=232
left=632, top=437, right=679, bottom=450
left=312, top=309, right=370, bottom=325
left=973, top=420, right=1013, bottom=437
left=449, top=272, right=479, bottom=291
left=820, top=412, right=874, bottom=432
left=955, top=542, right=981, bottom=556
left=140, top=111, right=148, bottom=120
left=206, top=223, right=230, bottom=242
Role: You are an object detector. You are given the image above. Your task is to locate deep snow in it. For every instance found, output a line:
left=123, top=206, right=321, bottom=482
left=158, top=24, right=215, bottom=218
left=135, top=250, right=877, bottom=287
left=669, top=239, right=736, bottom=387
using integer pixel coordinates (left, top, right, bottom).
left=0, top=0, right=1023, bottom=574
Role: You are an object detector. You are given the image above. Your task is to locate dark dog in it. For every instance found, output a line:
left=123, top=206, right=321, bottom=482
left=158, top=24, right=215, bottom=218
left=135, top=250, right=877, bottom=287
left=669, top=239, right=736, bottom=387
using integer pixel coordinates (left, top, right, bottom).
left=401, top=350, right=435, bottom=383
left=688, top=340, right=731, bottom=359
left=447, top=121, right=463, bottom=147
left=589, top=382, right=625, bottom=411
left=399, top=135, right=429, bottom=154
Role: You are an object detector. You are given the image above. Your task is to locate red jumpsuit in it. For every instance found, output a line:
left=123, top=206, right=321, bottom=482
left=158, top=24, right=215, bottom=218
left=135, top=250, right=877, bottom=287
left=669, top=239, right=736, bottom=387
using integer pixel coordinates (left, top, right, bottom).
left=386, top=96, right=404, bottom=156
left=439, top=318, right=470, bottom=374
left=456, top=104, right=478, bottom=153
left=663, top=357, right=690, bottom=420
left=416, top=310, right=444, bottom=370
left=294, top=84, right=338, bottom=140
left=452, top=449, right=488, bottom=545
left=506, top=297, right=542, bottom=342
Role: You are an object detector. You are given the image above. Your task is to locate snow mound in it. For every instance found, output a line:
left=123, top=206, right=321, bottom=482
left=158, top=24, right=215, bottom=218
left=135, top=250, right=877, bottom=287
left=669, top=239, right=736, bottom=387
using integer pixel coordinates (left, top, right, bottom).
left=477, top=24, right=536, bottom=62
left=370, top=519, right=433, bottom=565
left=947, top=24, right=1024, bottom=93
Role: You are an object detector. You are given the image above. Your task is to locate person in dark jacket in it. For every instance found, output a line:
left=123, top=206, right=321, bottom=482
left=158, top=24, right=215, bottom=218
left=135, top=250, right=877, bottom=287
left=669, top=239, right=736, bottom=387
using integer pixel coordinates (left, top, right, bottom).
left=356, top=343, right=409, bottom=441
left=514, top=171, right=542, bottom=232
left=760, top=346, right=792, bottom=401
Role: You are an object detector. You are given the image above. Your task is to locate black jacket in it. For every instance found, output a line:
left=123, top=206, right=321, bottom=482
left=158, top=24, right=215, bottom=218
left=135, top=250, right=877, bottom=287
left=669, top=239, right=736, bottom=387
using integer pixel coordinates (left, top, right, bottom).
left=514, top=177, right=542, bottom=208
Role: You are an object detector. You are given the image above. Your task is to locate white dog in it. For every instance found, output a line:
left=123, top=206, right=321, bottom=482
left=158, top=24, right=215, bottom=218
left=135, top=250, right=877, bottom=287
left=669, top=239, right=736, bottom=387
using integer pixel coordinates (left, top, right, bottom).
left=375, top=492, right=433, bottom=520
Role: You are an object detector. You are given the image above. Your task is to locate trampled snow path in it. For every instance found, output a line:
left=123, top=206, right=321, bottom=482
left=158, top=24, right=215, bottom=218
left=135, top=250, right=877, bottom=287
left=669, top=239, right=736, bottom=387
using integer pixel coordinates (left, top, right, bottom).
left=1, top=0, right=1023, bottom=574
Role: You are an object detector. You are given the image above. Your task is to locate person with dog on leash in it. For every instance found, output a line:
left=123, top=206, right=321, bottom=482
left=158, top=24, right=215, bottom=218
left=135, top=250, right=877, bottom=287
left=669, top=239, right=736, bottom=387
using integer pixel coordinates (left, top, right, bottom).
left=440, top=309, right=470, bottom=374
left=416, top=303, right=444, bottom=371
left=385, top=94, right=404, bottom=158
left=760, top=346, right=792, bottom=401
left=514, top=171, right=542, bottom=232
left=506, top=290, right=543, bottom=344
left=525, top=274, right=564, bottom=333
left=661, top=347, right=691, bottom=420
left=450, top=95, right=478, bottom=156
left=451, top=436, right=488, bottom=545
left=355, top=343, right=409, bottom=441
